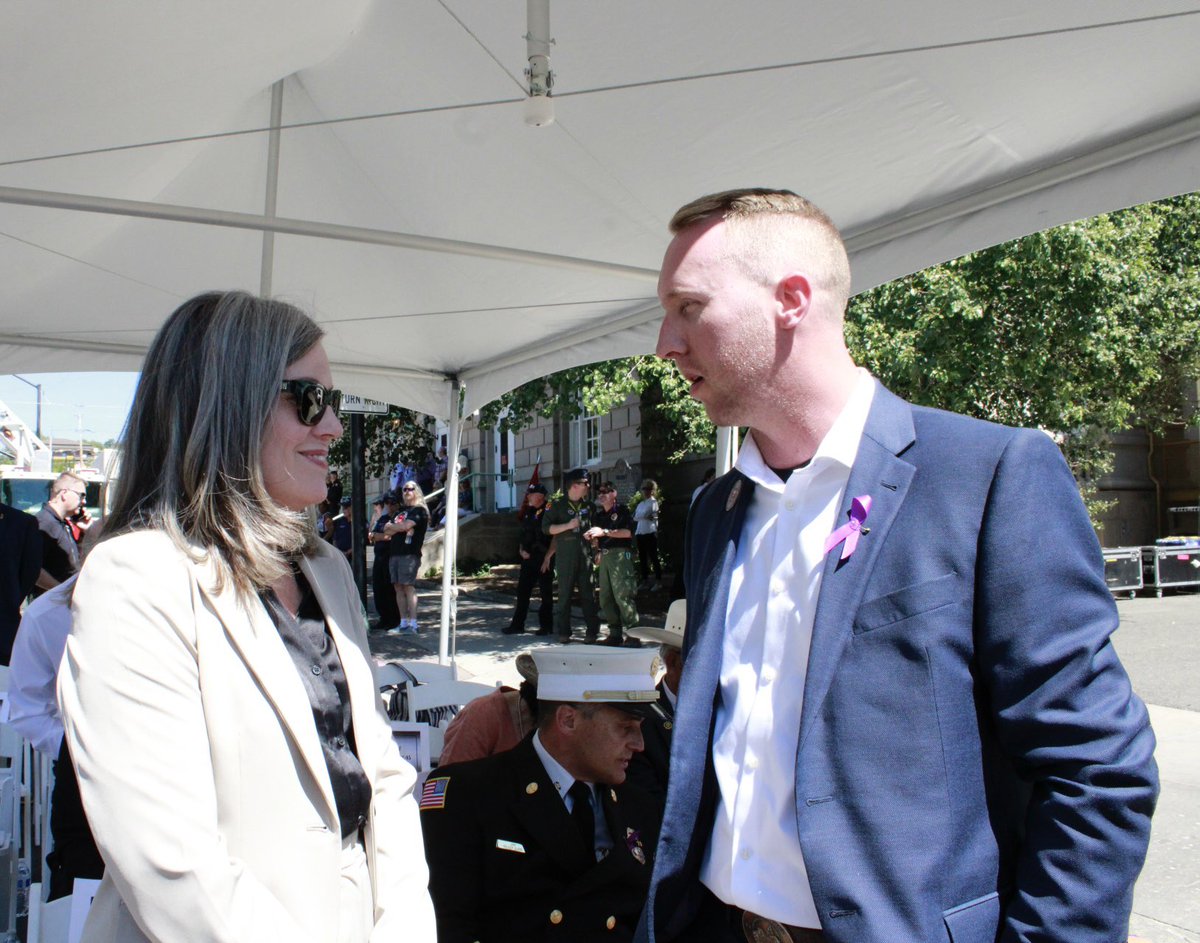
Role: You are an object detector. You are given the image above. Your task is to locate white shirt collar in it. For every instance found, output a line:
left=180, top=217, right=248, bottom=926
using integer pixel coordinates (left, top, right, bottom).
left=532, top=730, right=579, bottom=802
left=735, top=369, right=876, bottom=491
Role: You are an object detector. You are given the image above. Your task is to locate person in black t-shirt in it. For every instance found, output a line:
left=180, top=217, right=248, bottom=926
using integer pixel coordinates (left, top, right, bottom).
left=384, top=482, right=429, bottom=634
left=367, top=493, right=401, bottom=630
left=504, top=483, right=555, bottom=635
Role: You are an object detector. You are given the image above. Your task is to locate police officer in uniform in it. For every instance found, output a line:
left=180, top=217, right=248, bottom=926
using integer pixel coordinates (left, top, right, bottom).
left=583, top=481, right=638, bottom=646
left=542, top=469, right=601, bottom=642
left=367, top=492, right=400, bottom=630
left=505, top=483, right=555, bottom=635
left=420, top=647, right=665, bottom=943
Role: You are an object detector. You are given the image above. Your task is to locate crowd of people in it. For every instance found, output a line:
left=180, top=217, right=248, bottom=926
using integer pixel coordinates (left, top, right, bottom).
left=502, top=470, right=665, bottom=646
left=2, top=184, right=1159, bottom=943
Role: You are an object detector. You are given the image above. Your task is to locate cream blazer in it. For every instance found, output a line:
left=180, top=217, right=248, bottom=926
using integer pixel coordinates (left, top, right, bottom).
left=58, top=530, right=436, bottom=943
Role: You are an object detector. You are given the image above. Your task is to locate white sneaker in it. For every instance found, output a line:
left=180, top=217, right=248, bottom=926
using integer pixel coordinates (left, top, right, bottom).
left=403, top=623, right=419, bottom=634
left=386, top=624, right=404, bottom=635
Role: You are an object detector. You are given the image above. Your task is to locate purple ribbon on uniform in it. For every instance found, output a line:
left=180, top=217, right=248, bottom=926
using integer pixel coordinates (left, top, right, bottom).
left=824, top=495, right=872, bottom=560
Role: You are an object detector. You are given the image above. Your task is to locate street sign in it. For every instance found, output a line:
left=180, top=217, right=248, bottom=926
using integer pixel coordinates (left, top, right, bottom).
left=339, top=393, right=389, bottom=415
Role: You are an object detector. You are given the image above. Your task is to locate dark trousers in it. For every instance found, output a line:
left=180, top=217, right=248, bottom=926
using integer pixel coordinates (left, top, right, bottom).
left=554, top=549, right=601, bottom=640
left=637, top=533, right=662, bottom=580
left=509, top=556, right=553, bottom=632
left=48, top=738, right=104, bottom=900
left=372, top=553, right=400, bottom=627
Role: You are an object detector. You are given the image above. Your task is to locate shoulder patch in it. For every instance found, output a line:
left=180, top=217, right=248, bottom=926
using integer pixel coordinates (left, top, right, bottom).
left=420, top=776, right=451, bottom=810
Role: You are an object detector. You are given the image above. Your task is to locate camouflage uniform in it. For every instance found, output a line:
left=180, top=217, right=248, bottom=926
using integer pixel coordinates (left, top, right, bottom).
left=594, top=502, right=639, bottom=643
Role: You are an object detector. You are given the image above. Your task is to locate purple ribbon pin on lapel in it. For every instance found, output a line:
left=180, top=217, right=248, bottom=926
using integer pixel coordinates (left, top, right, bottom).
left=824, top=495, right=872, bottom=561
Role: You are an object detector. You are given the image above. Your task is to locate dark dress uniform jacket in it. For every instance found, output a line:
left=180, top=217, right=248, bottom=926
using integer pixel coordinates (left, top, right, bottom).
left=624, top=686, right=673, bottom=806
left=421, top=736, right=660, bottom=943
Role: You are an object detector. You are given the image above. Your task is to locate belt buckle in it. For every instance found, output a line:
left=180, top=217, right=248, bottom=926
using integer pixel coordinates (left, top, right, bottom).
left=741, top=911, right=794, bottom=943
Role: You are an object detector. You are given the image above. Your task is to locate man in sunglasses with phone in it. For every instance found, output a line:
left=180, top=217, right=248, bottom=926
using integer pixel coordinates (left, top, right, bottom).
left=33, top=472, right=88, bottom=598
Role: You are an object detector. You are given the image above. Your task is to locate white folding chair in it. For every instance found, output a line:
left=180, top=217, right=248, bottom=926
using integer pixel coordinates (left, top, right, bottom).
left=374, top=662, right=415, bottom=691
left=1, top=766, right=18, bottom=938
left=26, top=883, right=72, bottom=943
left=401, top=680, right=494, bottom=764
left=402, top=680, right=494, bottom=722
left=396, top=661, right=456, bottom=683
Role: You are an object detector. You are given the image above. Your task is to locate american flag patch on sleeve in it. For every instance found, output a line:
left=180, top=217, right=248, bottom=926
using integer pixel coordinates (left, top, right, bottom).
left=420, top=776, right=451, bottom=810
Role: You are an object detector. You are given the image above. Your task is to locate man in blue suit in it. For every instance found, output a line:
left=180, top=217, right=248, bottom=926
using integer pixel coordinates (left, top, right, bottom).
left=637, top=189, right=1157, bottom=943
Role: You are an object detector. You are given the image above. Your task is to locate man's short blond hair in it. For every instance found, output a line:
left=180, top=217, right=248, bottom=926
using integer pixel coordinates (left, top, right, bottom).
left=669, top=188, right=852, bottom=313
left=51, top=472, right=84, bottom=498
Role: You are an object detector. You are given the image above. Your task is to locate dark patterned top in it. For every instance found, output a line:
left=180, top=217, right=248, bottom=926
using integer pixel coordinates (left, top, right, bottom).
left=261, top=568, right=371, bottom=839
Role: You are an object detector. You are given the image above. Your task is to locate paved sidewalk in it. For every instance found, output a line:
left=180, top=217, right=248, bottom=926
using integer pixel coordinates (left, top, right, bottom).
left=1114, top=595, right=1200, bottom=943
left=369, top=587, right=1200, bottom=942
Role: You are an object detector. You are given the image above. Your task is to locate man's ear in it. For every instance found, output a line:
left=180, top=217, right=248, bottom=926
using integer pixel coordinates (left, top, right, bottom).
left=555, top=704, right=579, bottom=734
left=776, top=273, right=813, bottom=330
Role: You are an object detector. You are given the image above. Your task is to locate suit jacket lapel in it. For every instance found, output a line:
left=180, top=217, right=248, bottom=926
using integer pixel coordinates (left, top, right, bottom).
left=197, top=557, right=339, bottom=829
left=665, top=472, right=753, bottom=841
left=509, top=740, right=593, bottom=874
left=567, top=786, right=648, bottom=895
left=798, top=387, right=917, bottom=754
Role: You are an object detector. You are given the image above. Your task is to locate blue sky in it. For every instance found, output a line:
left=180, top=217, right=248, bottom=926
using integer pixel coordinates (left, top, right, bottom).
left=0, top=372, right=140, bottom=445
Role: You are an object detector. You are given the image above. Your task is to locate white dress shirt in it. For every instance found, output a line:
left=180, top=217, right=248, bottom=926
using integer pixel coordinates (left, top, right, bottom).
left=700, top=370, right=876, bottom=926
left=7, top=576, right=76, bottom=755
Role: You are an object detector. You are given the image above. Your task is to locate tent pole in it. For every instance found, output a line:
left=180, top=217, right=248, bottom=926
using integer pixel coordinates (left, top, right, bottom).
left=259, top=79, right=284, bottom=297
left=0, top=185, right=658, bottom=282
left=715, top=426, right=739, bottom=475
left=439, top=379, right=463, bottom=667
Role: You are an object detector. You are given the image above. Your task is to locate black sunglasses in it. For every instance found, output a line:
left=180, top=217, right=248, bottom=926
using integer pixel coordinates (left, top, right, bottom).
left=598, top=488, right=614, bottom=494
left=280, top=380, right=342, bottom=426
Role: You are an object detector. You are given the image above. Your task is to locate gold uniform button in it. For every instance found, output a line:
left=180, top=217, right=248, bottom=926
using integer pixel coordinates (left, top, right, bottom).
left=549, top=909, right=563, bottom=925
left=610, top=789, right=618, bottom=802
left=606, top=916, right=617, bottom=930
left=526, top=782, right=539, bottom=795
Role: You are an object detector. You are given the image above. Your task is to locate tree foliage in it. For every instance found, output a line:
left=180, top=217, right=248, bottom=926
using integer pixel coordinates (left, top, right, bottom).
left=328, top=407, right=434, bottom=479
left=845, top=194, right=1200, bottom=494
left=458, top=195, right=1200, bottom=515
left=477, top=355, right=715, bottom=462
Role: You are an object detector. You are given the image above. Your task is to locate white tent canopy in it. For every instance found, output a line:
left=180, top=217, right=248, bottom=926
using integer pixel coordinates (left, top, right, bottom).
left=3, top=1, right=1199, bottom=420
left=4, top=2, right=1199, bottom=660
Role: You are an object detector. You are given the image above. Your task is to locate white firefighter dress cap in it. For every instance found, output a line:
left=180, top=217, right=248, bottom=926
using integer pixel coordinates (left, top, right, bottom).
left=531, top=646, right=666, bottom=704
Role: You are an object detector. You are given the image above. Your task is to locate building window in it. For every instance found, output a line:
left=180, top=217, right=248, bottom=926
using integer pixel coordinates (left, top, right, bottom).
left=570, top=414, right=602, bottom=466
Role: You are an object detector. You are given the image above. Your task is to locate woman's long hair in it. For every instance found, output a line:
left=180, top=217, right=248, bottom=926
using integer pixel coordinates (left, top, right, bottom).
left=104, top=291, right=324, bottom=594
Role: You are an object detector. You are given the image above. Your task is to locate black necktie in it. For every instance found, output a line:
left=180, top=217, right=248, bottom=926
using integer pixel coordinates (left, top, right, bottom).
left=568, top=781, right=595, bottom=856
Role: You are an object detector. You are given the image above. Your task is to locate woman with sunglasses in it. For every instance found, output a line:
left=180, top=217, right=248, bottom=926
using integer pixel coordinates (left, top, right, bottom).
left=58, top=291, right=435, bottom=943
left=383, top=482, right=429, bottom=634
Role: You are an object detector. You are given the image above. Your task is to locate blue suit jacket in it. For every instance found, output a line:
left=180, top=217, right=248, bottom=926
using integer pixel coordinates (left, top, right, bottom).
left=638, top=386, right=1157, bottom=943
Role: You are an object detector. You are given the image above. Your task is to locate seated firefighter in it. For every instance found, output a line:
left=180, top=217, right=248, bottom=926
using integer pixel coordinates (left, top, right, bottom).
left=420, top=646, right=665, bottom=943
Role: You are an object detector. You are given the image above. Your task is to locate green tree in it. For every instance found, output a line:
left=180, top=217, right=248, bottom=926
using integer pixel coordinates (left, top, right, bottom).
left=475, top=195, right=1200, bottom=515
left=328, top=407, right=434, bottom=479
left=845, top=194, right=1200, bottom=502
left=477, top=356, right=715, bottom=462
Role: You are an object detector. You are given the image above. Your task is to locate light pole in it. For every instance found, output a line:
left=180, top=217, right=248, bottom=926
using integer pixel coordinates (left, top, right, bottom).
left=12, top=374, right=42, bottom=439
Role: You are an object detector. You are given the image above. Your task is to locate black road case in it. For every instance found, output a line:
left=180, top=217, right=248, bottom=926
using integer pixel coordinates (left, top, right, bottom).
left=1141, top=543, right=1200, bottom=597
left=1102, top=547, right=1143, bottom=598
